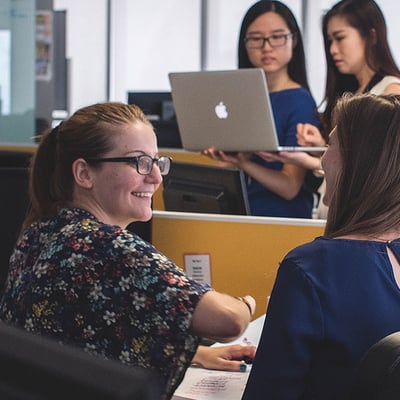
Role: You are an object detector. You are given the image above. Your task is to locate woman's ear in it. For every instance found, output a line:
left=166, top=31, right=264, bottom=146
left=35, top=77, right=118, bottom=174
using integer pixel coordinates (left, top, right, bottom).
left=370, top=28, right=377, bottom=45
left=292, top=31, right=298, bottom=49
left=72, top=158, right=93, bottom=189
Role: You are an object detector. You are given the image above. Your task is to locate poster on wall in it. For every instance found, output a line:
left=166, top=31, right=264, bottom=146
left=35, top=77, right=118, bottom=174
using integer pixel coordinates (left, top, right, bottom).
left=36, top=10, right=53, bottom=81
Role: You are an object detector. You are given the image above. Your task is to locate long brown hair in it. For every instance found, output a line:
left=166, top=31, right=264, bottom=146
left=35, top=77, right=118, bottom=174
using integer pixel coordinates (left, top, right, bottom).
left=24, top=102, right=151, bottom=231
left=325, top=93, right=400, bottom=237
left=321, top=0, right=400, bottom=138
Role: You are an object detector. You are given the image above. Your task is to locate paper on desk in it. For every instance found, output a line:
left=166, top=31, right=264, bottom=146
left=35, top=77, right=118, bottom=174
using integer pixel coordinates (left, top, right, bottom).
left=172, top=314, right=266, bottom=400
left=172, top=368, right=249, bottom=400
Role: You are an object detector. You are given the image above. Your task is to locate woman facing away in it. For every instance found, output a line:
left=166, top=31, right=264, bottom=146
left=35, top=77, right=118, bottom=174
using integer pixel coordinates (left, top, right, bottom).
left=205, top=0, right=320, bottom=219
left=242, top=93, right=400, bottom=399
left=0, top=102, right=257, bottom=400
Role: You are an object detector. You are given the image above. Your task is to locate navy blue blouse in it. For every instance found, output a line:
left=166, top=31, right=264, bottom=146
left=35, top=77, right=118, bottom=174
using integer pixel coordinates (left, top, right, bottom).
left=247, top=87, right=320, bottom=218
left=242, top=236, right=400, bottom=399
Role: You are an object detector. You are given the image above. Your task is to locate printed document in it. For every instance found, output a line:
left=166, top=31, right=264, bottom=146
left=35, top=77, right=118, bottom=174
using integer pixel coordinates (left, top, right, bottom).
left=172, top=314, right=265, bottom=400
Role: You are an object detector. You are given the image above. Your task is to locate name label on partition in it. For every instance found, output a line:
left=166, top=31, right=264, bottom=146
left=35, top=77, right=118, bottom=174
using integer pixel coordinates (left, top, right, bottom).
left=184, top=254, right=211, bottom=285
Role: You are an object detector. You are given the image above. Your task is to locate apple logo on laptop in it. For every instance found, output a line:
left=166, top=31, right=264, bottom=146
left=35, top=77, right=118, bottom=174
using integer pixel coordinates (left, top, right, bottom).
left=215, top=101, right=228, bottom=119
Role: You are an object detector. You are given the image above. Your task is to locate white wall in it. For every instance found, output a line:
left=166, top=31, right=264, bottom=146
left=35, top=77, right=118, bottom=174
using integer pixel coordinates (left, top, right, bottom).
left=54, top=0, right=400, bottom=115
left=109, top=0, right=201, bottom=102
left=54, top=0, right=108, bottom=112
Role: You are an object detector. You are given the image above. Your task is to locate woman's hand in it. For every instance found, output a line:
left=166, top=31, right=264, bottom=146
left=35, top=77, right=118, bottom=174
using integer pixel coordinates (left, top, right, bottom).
left=202, top=148, right=252, bottom=168
left=192, top=344, right=257, bottom=372
left=296, top=123, right=326, bottom=147
left=257, top=151, right=322, bottom=171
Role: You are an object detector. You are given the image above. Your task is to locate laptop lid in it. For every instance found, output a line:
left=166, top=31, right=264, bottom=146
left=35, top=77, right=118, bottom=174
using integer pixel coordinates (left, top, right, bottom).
left=169, top=68, right=325, bottom=153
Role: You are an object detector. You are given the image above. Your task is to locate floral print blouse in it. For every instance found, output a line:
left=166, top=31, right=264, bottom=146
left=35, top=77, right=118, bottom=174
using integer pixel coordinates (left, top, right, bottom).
left=0, top=208, right=211, bottom=399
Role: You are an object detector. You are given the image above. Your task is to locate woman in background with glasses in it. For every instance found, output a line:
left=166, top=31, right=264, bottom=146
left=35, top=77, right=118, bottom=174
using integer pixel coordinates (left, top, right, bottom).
left=0, top=102, right=256, bottom=400
left=205, top=0, right=320, bottom=218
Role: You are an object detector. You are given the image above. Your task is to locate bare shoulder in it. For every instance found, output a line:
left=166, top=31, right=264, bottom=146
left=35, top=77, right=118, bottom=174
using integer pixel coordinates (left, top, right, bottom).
left=383, top=82, right=400, bottom=95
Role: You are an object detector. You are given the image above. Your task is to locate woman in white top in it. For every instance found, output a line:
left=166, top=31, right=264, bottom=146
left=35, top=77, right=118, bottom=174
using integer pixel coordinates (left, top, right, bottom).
left=258, top=0, right=400, bottom=218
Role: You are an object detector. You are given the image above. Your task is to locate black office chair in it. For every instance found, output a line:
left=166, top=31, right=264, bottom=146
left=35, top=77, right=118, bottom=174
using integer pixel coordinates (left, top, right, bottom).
left=348, top=331, right=400, bottom=399
left=0, top=321, right=161, bottom=399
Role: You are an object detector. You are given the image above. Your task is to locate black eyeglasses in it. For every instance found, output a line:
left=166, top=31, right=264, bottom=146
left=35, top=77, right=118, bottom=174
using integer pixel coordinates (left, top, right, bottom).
left=86, top=155, right=172, bottom=176
left=244, top=33, right=293, bottom=49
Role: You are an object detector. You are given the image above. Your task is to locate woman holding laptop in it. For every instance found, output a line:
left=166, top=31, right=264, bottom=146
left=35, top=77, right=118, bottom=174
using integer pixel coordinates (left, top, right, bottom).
left=205, top=0, right=320, bottom=218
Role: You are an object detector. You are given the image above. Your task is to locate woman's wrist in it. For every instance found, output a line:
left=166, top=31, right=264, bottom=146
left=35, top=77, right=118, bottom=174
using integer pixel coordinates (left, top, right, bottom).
left=235, top=295, right=256, bottom=316
left=312, top=157, right=325, bottom=177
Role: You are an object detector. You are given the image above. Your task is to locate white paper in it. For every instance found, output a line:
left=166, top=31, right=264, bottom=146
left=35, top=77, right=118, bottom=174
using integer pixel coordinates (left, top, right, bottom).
left=172, top=314, right=266, bottom=400
left=173, top=369, right=249, bottom=400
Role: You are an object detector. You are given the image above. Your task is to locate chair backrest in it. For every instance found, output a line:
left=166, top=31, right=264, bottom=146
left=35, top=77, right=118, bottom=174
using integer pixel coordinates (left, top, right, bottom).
left=349, top=331, right=400, bottom=400
left=0, top=322, right=161, bottom=399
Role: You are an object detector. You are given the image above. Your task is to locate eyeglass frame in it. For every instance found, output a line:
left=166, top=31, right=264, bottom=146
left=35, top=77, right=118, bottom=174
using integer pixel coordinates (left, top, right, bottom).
left=244, top=32, right=294, bottom=49
left=85, top=155, right=172, bottom=176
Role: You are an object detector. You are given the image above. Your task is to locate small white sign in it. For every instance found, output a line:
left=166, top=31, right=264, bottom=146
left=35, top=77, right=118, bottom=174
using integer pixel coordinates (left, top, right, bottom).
left=184, top=254, right=211, bottom=285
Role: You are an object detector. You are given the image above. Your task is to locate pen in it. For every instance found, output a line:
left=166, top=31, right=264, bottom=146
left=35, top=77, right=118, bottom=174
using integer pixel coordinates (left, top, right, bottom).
left=241, top=337, right=254, bottom=365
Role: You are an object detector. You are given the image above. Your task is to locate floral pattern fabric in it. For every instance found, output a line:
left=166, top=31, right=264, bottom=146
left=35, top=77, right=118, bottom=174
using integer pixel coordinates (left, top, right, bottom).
left=0, top=208, right=211, bottom=399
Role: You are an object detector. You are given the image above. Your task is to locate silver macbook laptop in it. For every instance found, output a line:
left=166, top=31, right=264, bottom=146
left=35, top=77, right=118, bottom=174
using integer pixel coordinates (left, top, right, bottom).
left=168, top=68, right=326, bottom=153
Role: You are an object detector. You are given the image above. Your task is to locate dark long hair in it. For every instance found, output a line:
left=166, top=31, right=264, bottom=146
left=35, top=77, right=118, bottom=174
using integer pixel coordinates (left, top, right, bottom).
left=321, top=0, right=400, bottom=136
left=24, top=102, right=151, bottom=231
left=238, top=0, right=310, bottom=90
left=325, top=93, right=400, bottom=237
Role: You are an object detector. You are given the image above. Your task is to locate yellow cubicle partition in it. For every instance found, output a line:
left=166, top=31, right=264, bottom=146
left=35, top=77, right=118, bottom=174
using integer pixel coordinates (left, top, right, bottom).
left=152, top=211, right=325, bottom=319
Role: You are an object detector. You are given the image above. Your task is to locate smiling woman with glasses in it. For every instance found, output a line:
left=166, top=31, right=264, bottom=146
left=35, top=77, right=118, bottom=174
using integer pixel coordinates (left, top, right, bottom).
left=0, top=101, right=257, bottom=400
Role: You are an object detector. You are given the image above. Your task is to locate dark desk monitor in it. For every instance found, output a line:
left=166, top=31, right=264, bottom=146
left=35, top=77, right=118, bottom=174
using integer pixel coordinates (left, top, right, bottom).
left=0, top=167, right=30, bottom=294
left=0, top=151, right=33, bottom=168
left=162, top=161, right=250, bottom=215
left=0, top=322, right=161, bottom=399
left=127, top=91, right=182, bottom=148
